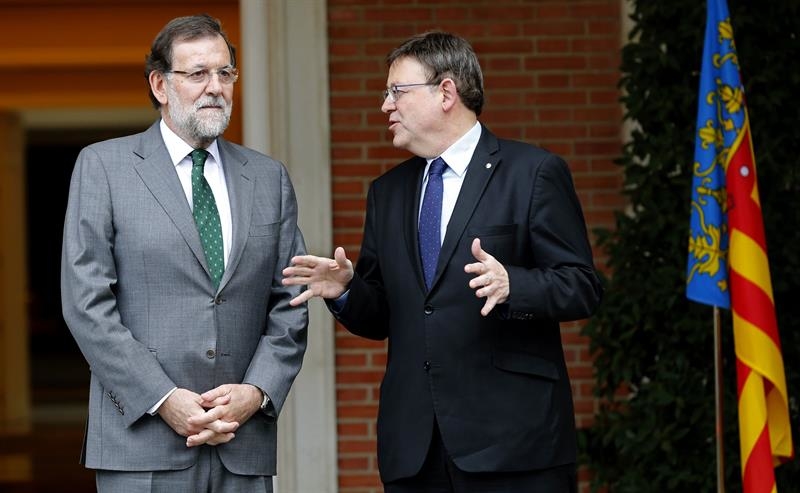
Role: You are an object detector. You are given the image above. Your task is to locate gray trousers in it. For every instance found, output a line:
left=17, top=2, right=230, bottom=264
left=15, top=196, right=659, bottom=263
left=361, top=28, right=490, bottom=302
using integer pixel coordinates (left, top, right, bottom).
left=95, top=446, right=273, bottom=493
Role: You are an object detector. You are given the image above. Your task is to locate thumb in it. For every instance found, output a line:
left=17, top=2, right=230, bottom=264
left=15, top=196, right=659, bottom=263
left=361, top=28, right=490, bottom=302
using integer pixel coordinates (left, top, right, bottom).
left=334, top=247, right=349, bottom=269
left=471, top=238, right=486, bottom=261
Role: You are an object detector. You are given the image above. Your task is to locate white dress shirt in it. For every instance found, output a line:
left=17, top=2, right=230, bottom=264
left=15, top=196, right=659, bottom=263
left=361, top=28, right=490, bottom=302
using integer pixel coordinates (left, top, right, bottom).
left=159, top=119, right=233, bottom=266
left=419, top=121, right=483, bottom=244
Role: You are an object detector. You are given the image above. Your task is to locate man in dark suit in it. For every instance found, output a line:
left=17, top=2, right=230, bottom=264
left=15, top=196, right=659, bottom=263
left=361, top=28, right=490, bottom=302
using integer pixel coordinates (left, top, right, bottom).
left=61, top=15, right=307, bottom=492
left=283, top=31, right=602, bottom=492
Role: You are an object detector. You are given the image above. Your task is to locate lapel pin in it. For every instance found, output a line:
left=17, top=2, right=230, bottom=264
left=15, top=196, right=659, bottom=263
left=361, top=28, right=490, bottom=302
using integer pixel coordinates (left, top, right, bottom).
left=485, top=163, right=492, bottom=169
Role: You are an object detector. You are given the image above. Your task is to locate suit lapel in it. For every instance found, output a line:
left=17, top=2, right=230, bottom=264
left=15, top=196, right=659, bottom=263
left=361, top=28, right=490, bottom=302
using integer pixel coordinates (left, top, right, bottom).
left=217, top=139, right=253, bottom=292
left=132, top=123, right=210, bottom=279
left=430, top=127, right=500, bottom=291
left=403, top=157, right=428, bottom=292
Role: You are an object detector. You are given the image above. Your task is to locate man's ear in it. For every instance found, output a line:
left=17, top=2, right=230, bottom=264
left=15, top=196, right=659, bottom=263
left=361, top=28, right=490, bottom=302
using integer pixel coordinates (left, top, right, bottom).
left=149, top=71, right=169, bottom=106
left=440, top=78, right=458, bottom=111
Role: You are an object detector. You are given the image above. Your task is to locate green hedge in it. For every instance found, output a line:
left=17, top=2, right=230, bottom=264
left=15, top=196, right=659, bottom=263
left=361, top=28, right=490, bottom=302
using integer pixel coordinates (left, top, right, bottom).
left=580, top=1, right=800, bottom=491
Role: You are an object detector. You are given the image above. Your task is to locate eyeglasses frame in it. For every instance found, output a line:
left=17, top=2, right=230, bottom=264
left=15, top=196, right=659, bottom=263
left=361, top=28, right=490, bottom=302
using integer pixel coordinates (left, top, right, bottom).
left=382, top=82, right=439, bottom=103
left=166, top=66, right=240, bottom=85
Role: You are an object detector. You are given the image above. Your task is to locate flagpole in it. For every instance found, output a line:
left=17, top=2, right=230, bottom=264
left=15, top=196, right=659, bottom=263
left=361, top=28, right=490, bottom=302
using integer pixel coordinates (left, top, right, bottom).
left=714, top=305, right=725, bottom=493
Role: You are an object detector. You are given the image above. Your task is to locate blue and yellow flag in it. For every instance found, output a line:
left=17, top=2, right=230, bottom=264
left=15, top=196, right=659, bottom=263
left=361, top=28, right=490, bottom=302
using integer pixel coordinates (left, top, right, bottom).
left=686, top=0, right=793, bottom=490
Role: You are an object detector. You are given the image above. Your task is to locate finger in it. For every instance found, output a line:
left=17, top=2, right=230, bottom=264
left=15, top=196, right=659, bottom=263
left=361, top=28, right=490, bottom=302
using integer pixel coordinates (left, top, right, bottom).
left=204, top=419, right=239, bottom=434
left=282, top=274, right=313, bottom=287
left=283, top=265, right=319, bottom=277
left=480, top=296, right=498, bottom=317
left=188, top=406, right=223, bottom=426
left=334, top=247, right=349, bottom=269
left=186, top=428, right=216, bottom=447
left=469, top=273, right=494, bottom=290
left=186, top=429, right=235, bottom=447
left=464, top=261, right=483, bottom=274
left=471, top=237, right=496, bottom=264
left=289, top=289, right=315, bottom=307
left=198, top=394, right=231, bottom=408
left=205, top=432, right=236, bottom=446
left=289, top=255, right=322, bottom=267
left=200, top=385, right=230, bottom=402
left=471, top=238, right=485, bottom=261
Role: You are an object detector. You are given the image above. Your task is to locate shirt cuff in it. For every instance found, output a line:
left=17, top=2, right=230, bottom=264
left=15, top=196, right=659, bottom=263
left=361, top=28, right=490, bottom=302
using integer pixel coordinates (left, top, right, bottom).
left=148, top=387, right=177, bottom=415
left=330, top=289, right=350, bottom=313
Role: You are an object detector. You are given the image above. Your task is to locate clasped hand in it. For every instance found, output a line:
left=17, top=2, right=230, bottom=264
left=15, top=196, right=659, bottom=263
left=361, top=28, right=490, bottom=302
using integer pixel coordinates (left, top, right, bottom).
left=158, top=384, right=262, bottom=447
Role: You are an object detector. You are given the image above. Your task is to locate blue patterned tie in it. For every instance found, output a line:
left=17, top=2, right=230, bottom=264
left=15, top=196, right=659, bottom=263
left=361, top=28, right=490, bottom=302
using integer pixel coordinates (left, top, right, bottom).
left=419, top=157, right=448, bottom=290
left=190, top=149, right=224, bottom=289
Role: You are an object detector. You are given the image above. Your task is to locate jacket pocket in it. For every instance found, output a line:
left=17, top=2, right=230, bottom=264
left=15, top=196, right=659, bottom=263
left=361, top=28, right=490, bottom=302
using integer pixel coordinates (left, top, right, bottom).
left=492, top=350, right=559, bottom=380
left=467, top=223, right=517, bottom=238
left=467, top=224, right=517, bottom=263
left=249, top=222, right=280, bottom=237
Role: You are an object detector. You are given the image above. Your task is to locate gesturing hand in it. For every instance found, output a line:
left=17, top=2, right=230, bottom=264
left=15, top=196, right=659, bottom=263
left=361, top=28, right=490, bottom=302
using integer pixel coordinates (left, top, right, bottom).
left=464, top=238, right=510, bottom=316
left=282, top=247, right=354, bottom=306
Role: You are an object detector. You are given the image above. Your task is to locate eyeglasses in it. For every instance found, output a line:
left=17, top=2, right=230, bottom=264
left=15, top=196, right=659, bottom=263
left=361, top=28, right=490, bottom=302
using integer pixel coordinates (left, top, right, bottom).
left=382, top=82, right=438, bottom=103
left=167, top=66, right=239, bottom=85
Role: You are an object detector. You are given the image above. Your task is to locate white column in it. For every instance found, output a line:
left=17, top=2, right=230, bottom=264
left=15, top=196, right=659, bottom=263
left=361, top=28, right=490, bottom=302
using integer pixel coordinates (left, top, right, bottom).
left=240, top=1, right=337, bottom=492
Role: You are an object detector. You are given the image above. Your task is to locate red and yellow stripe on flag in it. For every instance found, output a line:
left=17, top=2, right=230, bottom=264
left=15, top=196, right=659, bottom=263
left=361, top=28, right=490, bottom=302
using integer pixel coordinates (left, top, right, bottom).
left=687, top=0, right=793, bottom=490
left=728, top=116, right=793, bottom=492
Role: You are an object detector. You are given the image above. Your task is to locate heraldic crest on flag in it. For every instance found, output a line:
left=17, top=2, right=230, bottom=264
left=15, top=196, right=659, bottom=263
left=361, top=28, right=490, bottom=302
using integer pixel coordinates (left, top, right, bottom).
left=686, top=14, right=740, bottom=308
left=686, top=0, right=793, bottom=490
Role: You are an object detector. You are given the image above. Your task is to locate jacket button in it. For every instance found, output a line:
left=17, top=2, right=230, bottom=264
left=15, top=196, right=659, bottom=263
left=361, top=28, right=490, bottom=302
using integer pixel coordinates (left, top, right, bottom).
left=206, top=349, right=216, bottom=359
left=424, top=305, right=433, bottom=315
left=423, top=361, right=431, bottom=371
left=214, top=296, right=223, bottom=305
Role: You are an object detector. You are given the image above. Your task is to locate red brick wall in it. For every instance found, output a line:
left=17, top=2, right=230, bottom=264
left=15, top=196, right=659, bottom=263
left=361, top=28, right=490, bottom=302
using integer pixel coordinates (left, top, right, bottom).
left=328, top=1, right=624, bottom=491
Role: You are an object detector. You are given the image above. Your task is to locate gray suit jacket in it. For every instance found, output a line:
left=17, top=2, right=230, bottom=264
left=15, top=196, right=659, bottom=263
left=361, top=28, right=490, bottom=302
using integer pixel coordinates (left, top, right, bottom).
left=60, top=121, right=308, bottom=475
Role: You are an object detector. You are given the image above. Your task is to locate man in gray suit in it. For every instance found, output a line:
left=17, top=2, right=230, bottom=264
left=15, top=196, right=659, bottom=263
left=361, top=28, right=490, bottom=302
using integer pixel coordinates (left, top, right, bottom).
left=60, top=14, right=308, bottom=492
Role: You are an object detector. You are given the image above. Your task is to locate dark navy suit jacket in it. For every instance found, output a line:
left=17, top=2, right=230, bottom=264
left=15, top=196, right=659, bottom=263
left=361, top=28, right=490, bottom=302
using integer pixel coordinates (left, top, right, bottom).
left=334, top=125, right=602, bottom=483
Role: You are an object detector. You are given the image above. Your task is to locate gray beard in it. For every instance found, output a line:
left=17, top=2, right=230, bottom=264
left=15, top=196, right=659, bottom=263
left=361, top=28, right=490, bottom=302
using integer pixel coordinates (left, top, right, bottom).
left=167, top=90, right=232, bottom=143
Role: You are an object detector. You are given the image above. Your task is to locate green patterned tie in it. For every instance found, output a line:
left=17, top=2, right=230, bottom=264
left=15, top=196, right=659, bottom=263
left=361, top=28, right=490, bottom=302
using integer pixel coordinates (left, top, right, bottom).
left=190, top=149, right=224, bottom=288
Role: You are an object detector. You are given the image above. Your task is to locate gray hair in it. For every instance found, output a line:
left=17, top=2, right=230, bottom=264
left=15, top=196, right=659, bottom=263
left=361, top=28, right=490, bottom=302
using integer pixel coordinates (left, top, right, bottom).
left=387, top=31, right=484, bottom=116
left=144, top=14, right=236, bottom=109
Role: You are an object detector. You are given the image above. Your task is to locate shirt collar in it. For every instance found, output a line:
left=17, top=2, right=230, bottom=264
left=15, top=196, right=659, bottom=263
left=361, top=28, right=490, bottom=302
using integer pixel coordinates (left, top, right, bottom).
left=428, top=121, right=482, bottom=177
left=159, top=119, right=222, bottom=168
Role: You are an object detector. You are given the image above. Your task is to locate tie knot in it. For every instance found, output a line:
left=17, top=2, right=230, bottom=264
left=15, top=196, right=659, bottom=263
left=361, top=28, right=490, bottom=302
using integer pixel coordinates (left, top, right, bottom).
left=191, top=149, right=209, bottom=168
left=428, top=157, right=447, bottom=177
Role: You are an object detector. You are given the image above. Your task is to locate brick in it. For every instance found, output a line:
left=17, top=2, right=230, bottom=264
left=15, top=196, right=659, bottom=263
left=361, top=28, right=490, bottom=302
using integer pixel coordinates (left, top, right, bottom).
left=333, top=164, right=384, bottom=177
left=525, top=55, right=588, bottom=71
left=333, top=215, right=366, bottom=229
left=333, top=181, right=365, bottom=195
left=338, top=438, right=378, bottom=454
left=336, top=334, right=387, bottom=350
left=473, top=39, right=534, bottom=55
left=473, top=6, right=535, bottom=21
left=334, top=232, right=368, bottom=246
left=338, top=456, right=370, bottom=470
left=337, top=388, right=369, bottom=402
left=336, top=353, right=368, bottom=366
left=336, top=404, right=380, bottom=419
left=338, top=473, right=383, bottom=488
left=524, top=20, right=586, bottom=37
left=485, top=57, right=523, bottom=71
left=432, top=8, right=470, bottom=22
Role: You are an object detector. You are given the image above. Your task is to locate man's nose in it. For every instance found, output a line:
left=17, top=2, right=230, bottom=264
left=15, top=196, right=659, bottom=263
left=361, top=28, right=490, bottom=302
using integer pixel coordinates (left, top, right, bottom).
left=381, top=97, right=395, bottom=113
left=205, top=72, right=224, bottom=94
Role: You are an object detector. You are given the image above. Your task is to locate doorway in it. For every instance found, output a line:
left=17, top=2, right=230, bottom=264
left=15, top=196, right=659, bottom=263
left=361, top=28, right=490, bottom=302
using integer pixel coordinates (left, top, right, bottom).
left=25, top=126, right=145, bottom=492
